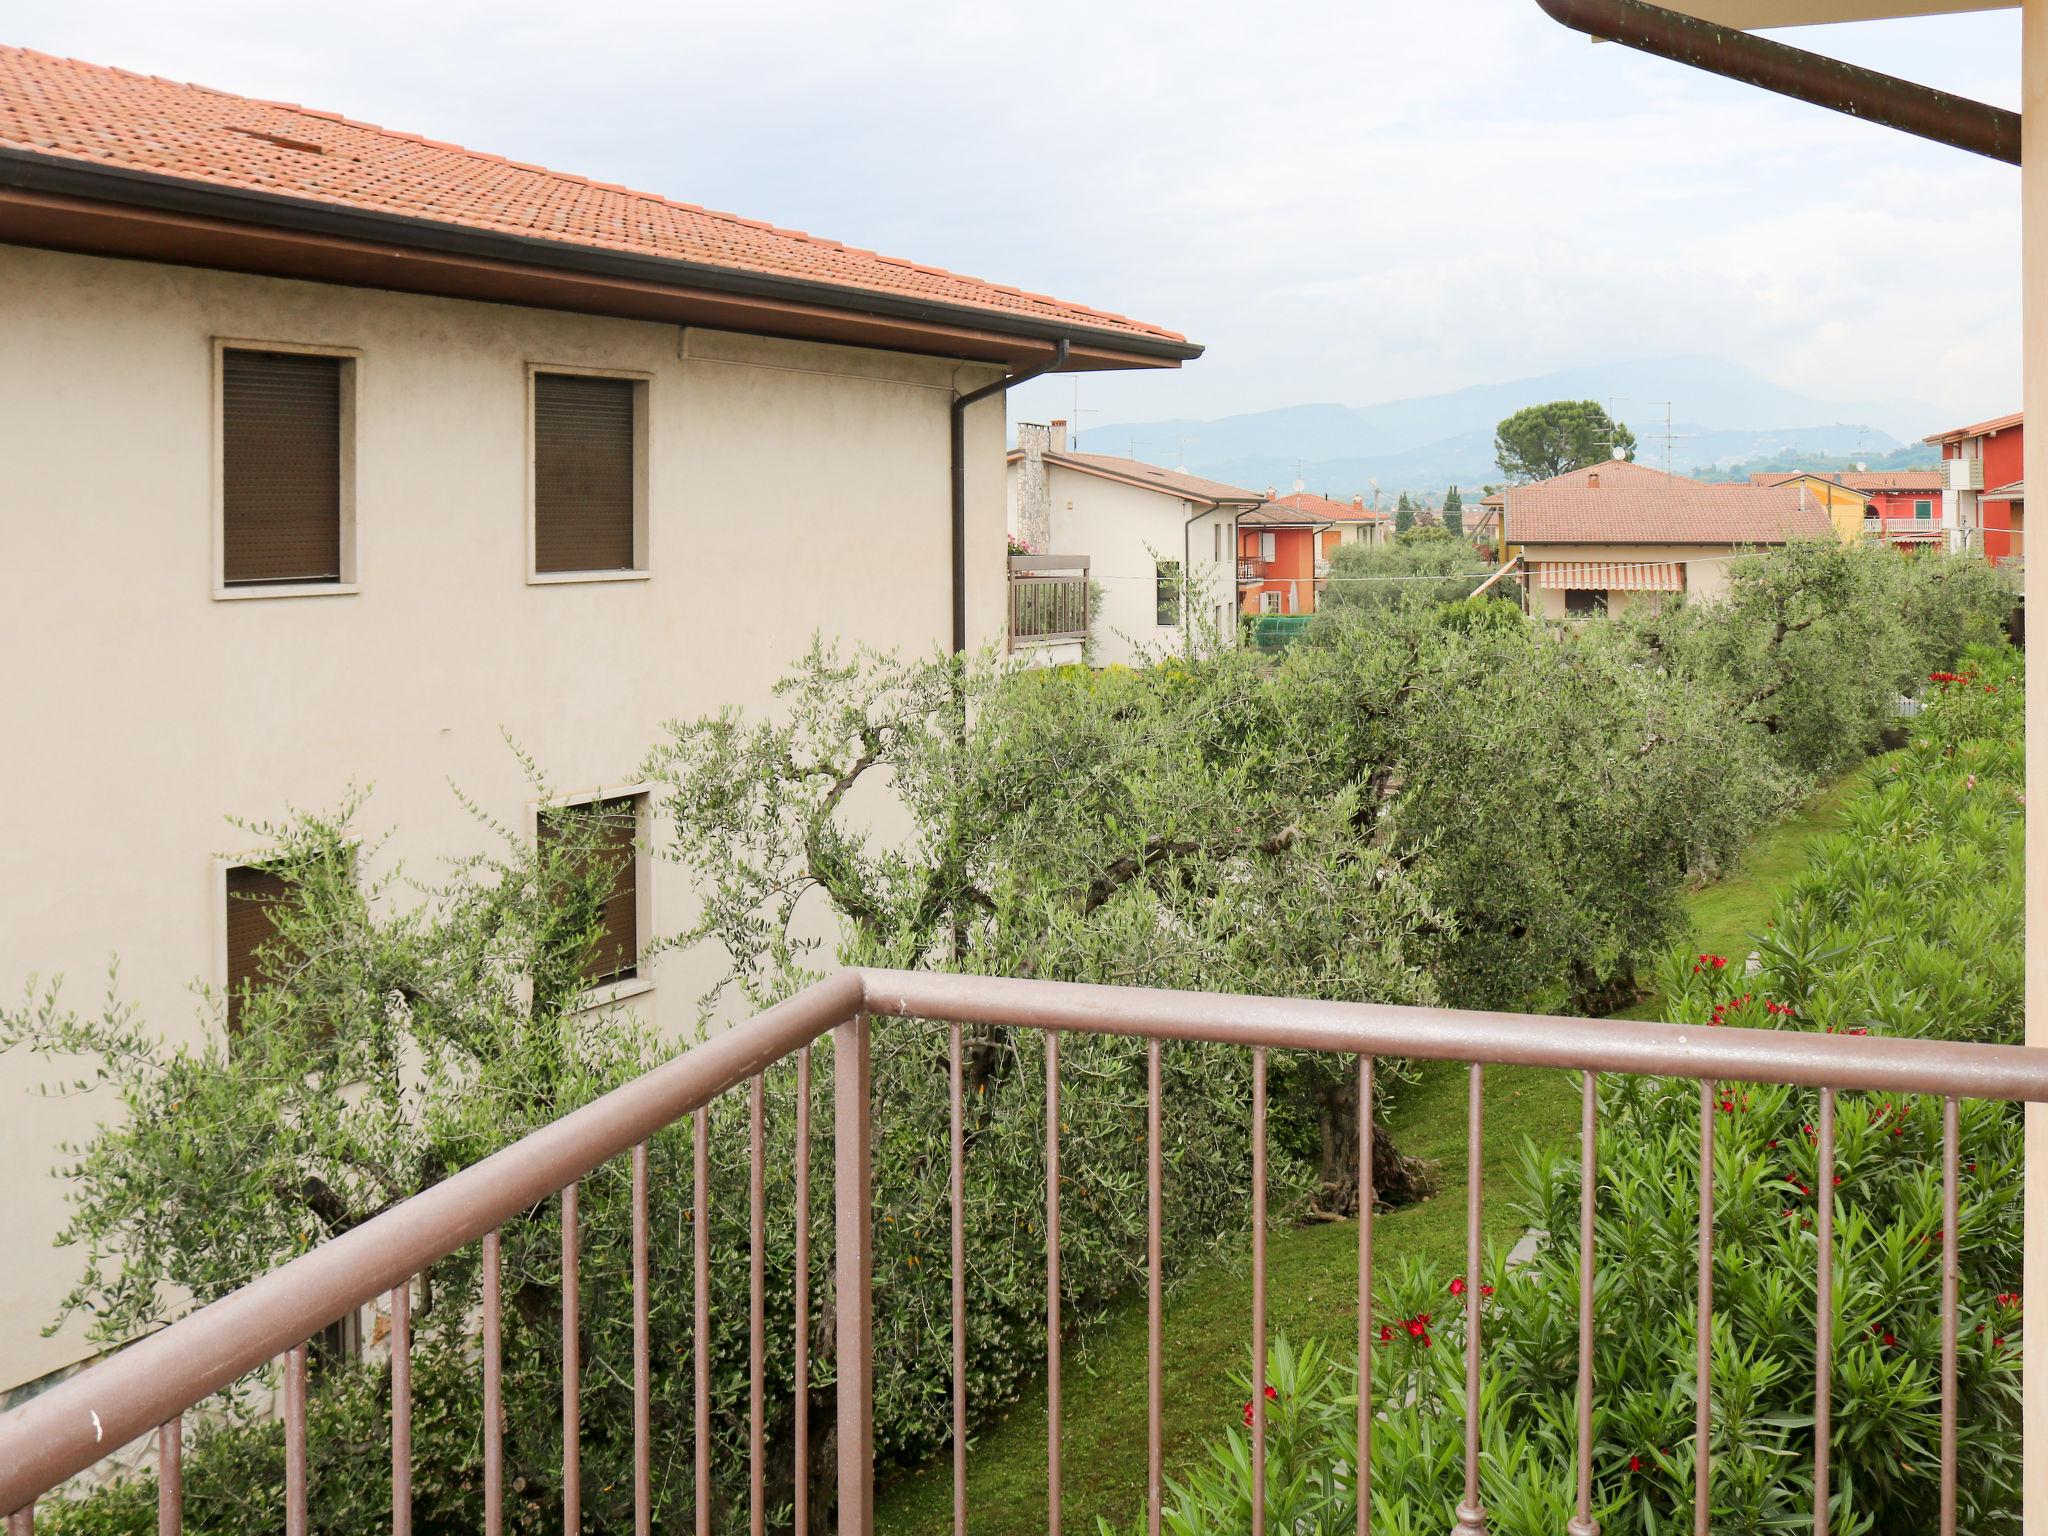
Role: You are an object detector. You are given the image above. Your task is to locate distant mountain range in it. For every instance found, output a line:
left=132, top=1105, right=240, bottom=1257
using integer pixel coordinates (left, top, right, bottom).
left=1058, top=356, right=1938, bottom=501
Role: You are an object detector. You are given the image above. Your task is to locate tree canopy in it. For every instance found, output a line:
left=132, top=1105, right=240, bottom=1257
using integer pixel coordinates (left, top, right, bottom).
left=1493, top=399, right=1637, bottom=483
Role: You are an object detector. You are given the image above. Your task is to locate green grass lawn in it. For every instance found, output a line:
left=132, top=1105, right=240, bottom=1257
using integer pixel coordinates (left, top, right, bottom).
left=874, top=768, right=1864, bottom=1536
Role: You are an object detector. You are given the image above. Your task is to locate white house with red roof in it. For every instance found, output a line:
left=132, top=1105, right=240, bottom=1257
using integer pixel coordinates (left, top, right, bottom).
left=1500, top=460, right=1836, bottom=619
left=0, top=46, right=1201, bottom=1395
left=1007, top=423, right=1261, bottom=665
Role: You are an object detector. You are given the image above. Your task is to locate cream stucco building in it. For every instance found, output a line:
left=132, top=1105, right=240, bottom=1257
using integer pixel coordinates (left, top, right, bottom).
left=0, top=48, right=1199, bottom=1397
left=1500, top=460, right=1837, bottom=619
left=1005, top=423, right=1258, bottom=666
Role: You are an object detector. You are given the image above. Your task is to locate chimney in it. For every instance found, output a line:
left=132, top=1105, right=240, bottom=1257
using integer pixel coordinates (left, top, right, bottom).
left=1587, top=471, right=1601, bottom=489
left=1265, top=485, right=1277, bottom=499
left=1013, top=422, right=1055, bottom=552
left=1351, top=494, right=1364, bottom=509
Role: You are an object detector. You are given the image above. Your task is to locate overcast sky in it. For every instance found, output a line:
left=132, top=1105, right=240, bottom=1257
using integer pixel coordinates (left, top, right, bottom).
left=12, top=2, right=2023, bottom=433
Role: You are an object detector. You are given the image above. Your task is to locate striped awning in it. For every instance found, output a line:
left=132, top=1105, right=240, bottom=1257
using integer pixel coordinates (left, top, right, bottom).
left=1530, top=561, right=1684, bottom=592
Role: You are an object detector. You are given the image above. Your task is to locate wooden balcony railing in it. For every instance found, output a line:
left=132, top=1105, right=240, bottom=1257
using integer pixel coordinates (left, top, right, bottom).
left=4, top=970, right=2046, bottom=1536
left=1008, top=555, right=1090, bottom=648
left=1238, top=557, right=1266, bottom=582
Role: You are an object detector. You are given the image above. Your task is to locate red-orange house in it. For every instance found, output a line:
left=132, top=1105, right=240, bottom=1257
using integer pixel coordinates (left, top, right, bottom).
left=1235, top=490, right=1389, bottom=615
left=1925, top=411, right=2024, bottom=566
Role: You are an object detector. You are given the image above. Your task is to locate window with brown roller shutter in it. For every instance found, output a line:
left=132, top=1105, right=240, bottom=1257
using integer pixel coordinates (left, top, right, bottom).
left=533, top=373, right=639, bottom=573
left=224, top=864, right=294, bottom=1034
left=222, top=350, right=344, bottom=585
left=539, top=796, right=641, bottom=986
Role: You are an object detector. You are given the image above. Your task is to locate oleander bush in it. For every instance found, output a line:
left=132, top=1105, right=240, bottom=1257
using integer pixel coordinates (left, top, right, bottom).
left=1129, top=644, right=2025, bottom=1535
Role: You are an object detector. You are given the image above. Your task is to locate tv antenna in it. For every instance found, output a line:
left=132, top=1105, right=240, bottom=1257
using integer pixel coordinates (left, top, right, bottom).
left=1645, top=400, right=1694, bottom=476
left=1067, top=375, right=1101, bottom=450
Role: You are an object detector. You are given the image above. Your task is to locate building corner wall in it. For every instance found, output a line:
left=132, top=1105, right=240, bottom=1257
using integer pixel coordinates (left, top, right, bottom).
left=2024, top=2, right=2045, bottom=1526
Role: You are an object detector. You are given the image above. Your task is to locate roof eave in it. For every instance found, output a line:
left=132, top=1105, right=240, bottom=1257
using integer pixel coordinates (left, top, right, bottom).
left=0, top=145, right=1202, bottom=371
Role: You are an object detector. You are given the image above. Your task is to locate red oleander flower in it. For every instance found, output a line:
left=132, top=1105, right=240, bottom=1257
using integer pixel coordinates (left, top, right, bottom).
left=1406, top=1318, right=1427, bottom=1338
left=1998, top=1292, right=2022, bottom=1309
left=1628, top=1456, right=1643, bottom=1473
left=1450, top=1277, right=1466, bottom=1297
left=1378, top=1325, right=1394, bottom=1344
left=1482, top=1284, right=1495, bottom=1298
left=1241, top=1385, right=1279, bottom=1427
left=1883, top=1333, right=1897, bottom=1348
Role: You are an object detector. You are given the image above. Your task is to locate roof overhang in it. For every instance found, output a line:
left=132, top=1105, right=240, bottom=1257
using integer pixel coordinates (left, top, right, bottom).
left=0, top=146, right=1200, bottom=374
left=1648, top=1, right=2011, bottom=25
left=1018, top=450, right=1263, bottom=507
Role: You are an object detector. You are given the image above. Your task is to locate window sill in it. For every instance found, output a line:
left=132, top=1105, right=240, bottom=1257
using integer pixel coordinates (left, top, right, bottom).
left=528, top=569, right=652, bottom=587
left=572, top=974, right=654, bottom=1013
left=212, top=582, right=361, bottom=602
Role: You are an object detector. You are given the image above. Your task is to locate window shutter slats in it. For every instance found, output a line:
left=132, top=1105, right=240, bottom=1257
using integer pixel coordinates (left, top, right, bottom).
left=222, top=350, right=343, bottom=584
left=224, top=865, right=291, bottom=1034
left=533, top=374, right=636, bottom=573
left=539, top=796, right=640, bottom=986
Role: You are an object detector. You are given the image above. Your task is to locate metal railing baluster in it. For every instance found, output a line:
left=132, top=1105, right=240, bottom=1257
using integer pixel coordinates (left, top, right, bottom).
left=1940, top=1096, right=1959, bottom=1536
left=951, top=1025, right=968, bottom=1536
left=751, top=1076, right=767, bottom=1536
left=835, top=1012, right=875, bottom=1536
left=1147, top=1038, right=1163, bottom=1536
left=284, top=1343, right=308, bottom=1536
left=1046, top=1030, right=1062, bottom=1536
left=1695, top=1083, right=1714, bottom=1536
left=157, top=1416, right=182, bottom=1536
left=1251, top=1047, right=1268, bottom=1536
left=391, top=1281, right=411, bottom=1536
left=694, top=1107, right=711, bottom=1536
left=563, top=1182, right=580, bottom=1536
left=1814, top=1088, right=1835, bottom=1536
left=483, top=1231, right=502, bottom=1536
left=1568, top=1073, right=1598, bottom=1536
left=633, top=1143, right=650, bottom=1536
left=797, top=1047, right=813, bottom=1536
left=1452, top=1065, right=1487, bottom=1536
left=1356, top=1056, right=1373, bottom=1536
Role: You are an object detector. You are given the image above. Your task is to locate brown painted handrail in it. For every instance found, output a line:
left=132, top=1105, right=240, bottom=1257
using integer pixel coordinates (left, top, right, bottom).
left=6, top=963, right=2048, bottom=1514
left=0, top=971, right=862, bottom=1514
left=1530, top=0, right=2021, bottom=166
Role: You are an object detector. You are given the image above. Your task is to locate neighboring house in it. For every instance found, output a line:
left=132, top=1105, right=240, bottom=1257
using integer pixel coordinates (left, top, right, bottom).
left=0, top=47, right=1198, bottom=1397
left=1238, top=498, right=1329, bottom=616
left=1749, top=469, right=1946, bottom=547
left=1006, top=423, right=1260, bottom=665
left=1925, top=412, right=2025, bottom=565
left=1249, top=490, right=1391, bottom=609
left=1501, top=461, right=1834, bottom=619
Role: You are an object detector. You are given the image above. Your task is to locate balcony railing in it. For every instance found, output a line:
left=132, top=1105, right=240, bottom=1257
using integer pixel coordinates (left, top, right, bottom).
left=4, top=969, right=2046, bottom=1536
left=1008, top=554, right=1090, bottom=648
left=1238, top=557, right=1267, bottom=582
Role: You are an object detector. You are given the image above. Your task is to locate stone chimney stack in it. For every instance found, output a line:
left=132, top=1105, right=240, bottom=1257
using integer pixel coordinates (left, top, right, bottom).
left=1013, top=422, right=1054, bottom=552
left=1352, top=494, right=1365, bottom=509
left=1587, top=471, right=1601, bottom=489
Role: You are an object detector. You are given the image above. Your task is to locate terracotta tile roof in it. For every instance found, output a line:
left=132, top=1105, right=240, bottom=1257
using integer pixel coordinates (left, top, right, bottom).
left=1031, top=451, right=1264, bottom=506
left=1924, top=410, right=2023, bottom=446
left=1749, top=470, right=1942, bottom=493
left=1263, top=490, right=1387, bottom=523
left=1984, top=480, right=2025, bottom=501
left=0, top=45, right=1184, bottom=346
left=1507, top=481, right=1835, bottom=546
left=1515, top=459, right=1701, bottom=492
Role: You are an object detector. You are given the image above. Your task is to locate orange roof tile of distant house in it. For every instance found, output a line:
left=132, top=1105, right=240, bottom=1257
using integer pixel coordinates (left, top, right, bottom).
left=1508, top=479, right=1834, bottom=546
left=1924, top=411, right=2023, bottom=446
left=1749, top=470, right=1942, bottom=493
left=0, top=45, right=1190, bottom=353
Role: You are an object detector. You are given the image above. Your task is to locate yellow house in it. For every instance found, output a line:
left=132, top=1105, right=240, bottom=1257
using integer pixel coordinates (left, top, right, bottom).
left=1752, top=472, right=1872, bottom=543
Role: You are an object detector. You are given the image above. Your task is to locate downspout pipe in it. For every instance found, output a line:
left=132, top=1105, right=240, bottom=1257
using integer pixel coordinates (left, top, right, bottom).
left=951, top=339, right=1071, bottom=654
left=1531, top=0, right=2020, bottom=165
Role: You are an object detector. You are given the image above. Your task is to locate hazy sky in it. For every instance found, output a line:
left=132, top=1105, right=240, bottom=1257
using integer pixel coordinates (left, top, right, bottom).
left=12, top=2, right=2024, bottom=433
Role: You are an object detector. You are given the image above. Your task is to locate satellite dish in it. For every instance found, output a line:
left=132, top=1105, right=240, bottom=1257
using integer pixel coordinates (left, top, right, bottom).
left=1855, top=461, right=1868, bottom=472
left=1611, top=446, right=1627, bottom=461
